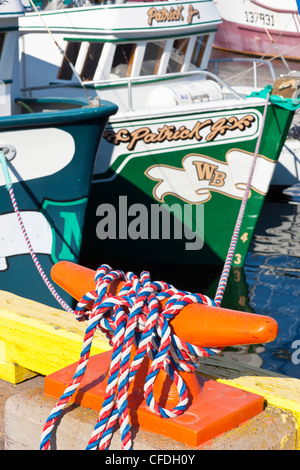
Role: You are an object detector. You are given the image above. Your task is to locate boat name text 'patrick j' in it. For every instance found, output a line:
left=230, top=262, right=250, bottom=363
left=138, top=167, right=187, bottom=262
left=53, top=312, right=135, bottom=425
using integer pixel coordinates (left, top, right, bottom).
left=147, top=4, right=200, bottom=26
left=102, top=111, right=276, bottom=204
left=104, top=114, right=256, bottom=151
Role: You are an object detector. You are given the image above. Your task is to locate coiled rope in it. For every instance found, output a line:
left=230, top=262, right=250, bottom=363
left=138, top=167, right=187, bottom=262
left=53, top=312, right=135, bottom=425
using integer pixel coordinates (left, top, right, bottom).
left=40, top=264, right=221, bottom=450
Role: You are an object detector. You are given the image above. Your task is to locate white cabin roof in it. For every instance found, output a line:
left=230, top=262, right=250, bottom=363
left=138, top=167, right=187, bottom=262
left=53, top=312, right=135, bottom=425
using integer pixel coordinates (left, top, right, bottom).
left=18, top=0, right=222, bottom=40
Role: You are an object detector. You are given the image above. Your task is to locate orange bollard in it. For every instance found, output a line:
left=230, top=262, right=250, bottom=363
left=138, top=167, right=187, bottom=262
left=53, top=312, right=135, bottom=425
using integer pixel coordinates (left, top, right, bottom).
left=46, top=261, right=278, bottom=447
left=51, top=261, right=278, bottom=348
left=51, top=261, right=97, bottom=299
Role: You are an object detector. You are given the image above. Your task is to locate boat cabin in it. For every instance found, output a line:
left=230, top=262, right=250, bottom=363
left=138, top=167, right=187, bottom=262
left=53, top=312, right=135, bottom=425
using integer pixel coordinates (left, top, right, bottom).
left=17, top=0, right=236, bottom=114
left=0, top=0, right=25, bottom=116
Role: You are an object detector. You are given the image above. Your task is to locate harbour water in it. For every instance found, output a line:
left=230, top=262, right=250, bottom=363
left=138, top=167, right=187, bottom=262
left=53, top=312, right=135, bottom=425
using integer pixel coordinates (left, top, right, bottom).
left=208, top=49, right=300, bottom=378
left=222, top=185, right=300, bottom=379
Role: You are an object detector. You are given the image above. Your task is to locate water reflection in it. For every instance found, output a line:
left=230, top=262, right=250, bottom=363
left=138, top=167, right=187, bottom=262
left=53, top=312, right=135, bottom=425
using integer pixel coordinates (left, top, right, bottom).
left=241, top=185, right=300, bottom=378
left=206, top=50, right=300, bottom=377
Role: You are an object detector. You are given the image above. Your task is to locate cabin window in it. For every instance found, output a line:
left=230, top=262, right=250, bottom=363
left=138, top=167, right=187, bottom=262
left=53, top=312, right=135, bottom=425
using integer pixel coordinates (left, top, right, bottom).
left=110, top=43, right=136, bottom=78
left=57, top=41, right=81, bottom=80
left=167, top=38, right=189, bottom=73
left=81, top=42, right=104, bottom=81
left=0, top=33, right=5, bottom=59
left=191, top=35, right=209, bottom=68
left=57, top=41, right=104, bottom=81
left=140, top=41, right=166, bottom=76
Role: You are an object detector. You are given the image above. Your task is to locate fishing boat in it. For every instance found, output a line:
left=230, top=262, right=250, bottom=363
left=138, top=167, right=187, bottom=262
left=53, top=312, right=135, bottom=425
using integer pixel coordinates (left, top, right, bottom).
left=15, top=0, right=300, bottom=271
left=213, top=0, right=300, bottom=60
left=211, top=0, right=300, bottom=189
left=211, top=0, right=300, bottom=188
left=0, top=0, right=118, bottom=308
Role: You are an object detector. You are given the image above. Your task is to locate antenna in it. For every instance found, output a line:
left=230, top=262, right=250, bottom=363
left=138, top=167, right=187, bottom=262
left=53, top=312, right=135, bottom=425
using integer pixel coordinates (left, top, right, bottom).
left=27, top=0, right=93, bottom=103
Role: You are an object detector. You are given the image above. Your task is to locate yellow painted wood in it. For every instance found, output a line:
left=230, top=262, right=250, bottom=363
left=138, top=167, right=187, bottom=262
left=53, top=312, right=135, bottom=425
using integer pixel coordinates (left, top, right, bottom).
left=0, top=290, right=111, bottom=384
left=0, top=358, right=37, bottom=384
left=0, top=339, right=37, bottom=383
left=198, top=355, right=300, bottom=440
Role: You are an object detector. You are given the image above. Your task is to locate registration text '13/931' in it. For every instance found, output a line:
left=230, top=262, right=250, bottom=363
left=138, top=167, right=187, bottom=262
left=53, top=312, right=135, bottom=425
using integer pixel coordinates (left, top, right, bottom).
left=244, top=10, right=275, bottom=27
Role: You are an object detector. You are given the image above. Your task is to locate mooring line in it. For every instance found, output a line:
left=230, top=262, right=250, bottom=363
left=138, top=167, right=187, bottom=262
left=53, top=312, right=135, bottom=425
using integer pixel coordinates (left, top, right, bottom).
left=214, top=92, right=271, bottom=306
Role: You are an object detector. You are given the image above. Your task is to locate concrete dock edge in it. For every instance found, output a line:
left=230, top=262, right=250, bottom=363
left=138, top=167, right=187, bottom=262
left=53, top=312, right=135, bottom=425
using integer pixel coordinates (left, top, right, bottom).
left=3, top=378, right=299, bottom=450
left=1, top=289, right=300, bottom=450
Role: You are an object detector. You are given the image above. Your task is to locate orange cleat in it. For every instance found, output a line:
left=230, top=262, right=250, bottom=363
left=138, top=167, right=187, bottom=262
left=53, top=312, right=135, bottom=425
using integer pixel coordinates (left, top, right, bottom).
left=51, top=261, right=278, bottom=348
left=46, top=261, right=278, bottom=447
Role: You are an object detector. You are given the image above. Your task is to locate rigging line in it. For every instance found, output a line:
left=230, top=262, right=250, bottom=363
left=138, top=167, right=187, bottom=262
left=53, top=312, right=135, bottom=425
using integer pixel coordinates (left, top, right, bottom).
left=222, top=43, right=299, bottom=87
left=222, top=41, right=300, bottom=87
left=220, top=39, right=300, bottom=87
left=27, top=0, right=92, bottom=102
left=218, top=0, right=293, bottom=83
left=246, top=0, right=291, bottom=72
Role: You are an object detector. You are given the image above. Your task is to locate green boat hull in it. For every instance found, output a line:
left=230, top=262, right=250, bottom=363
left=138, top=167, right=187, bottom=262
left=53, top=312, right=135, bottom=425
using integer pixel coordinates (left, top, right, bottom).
left=0, top=102, right=117, bottom=308
left=81, top=99, right=294, bottom=270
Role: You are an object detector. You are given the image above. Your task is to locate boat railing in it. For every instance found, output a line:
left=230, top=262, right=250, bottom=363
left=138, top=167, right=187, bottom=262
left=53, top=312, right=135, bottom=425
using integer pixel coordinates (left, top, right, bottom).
left=21, top=69, right=245, bottom=113
left=209, top=57, right=277, bottom=90
left=40, top=0, right=186, bottom=11
left=125, top=69, right=245, bottom=110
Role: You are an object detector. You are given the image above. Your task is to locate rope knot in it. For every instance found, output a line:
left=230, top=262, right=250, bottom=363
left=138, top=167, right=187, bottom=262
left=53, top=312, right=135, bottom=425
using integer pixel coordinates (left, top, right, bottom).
left=40, top=264, right=221, bottom=451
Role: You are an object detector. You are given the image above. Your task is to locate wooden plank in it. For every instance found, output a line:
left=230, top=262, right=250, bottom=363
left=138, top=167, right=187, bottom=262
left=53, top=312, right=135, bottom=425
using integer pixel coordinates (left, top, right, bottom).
left=0, top=337, right=37, bottom=383
left=0, top=290, right=111, bottom=384
left=197, top=356, right=300, bottom=430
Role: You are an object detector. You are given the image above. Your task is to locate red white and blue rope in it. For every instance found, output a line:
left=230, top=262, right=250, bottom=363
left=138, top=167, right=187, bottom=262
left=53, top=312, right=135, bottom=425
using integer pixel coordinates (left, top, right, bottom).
left=40, top=264, right=220, bottom=450
left=7, top=185, right=74, bottom=313
left=0, top=151, right=74, bottom=313
left=214, top=93, right=270, bottom=306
